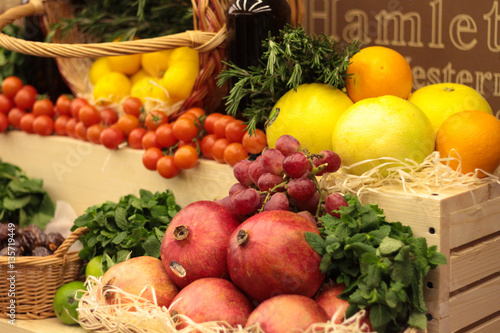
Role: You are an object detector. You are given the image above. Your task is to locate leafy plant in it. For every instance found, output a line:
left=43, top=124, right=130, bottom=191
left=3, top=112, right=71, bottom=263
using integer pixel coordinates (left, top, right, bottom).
left=47, top=0, right=194, bottom=43
left=0, top=160, right=55, bottom=229
left=306, top=193, right=447, bottom=333
left=71, top=189, right=181, bottom=269
left=216, top=25, right=362, bottom=134
left=0, top=24, right=28, bottom=83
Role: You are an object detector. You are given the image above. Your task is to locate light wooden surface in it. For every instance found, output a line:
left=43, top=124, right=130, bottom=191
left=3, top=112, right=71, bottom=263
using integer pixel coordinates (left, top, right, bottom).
left=0, top=317, right=86, bottom=333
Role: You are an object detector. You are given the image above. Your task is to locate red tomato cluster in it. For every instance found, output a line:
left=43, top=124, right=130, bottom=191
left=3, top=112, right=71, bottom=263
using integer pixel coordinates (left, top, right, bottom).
left=0, top=76, right=268, bottom=179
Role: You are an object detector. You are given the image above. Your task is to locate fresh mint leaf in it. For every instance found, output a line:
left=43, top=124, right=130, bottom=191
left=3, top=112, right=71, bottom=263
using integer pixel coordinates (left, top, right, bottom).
left=115, top=206, right=129, bottom=230
left=143, top=234, right=162, bottom=258
left=379, top=237, right=405, bottom=256
left=407, top=311, right=428, bottom=329
left=369, top=304, right=392, bottom=332
left=305, top=232, right=326, bottom=255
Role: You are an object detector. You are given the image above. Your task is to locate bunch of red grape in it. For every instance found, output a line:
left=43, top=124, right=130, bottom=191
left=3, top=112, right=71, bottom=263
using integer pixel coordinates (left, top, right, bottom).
left=217, top=134, right=348, bottom=220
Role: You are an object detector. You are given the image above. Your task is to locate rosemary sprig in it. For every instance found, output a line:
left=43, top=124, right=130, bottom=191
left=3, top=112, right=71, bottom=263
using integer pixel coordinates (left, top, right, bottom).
left=217, top=25, right=362, bottom=134
left=46, top=0, right=193, bottom=42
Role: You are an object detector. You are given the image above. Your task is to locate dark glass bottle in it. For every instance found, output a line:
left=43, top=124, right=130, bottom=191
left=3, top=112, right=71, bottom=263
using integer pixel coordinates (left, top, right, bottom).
left=22, top=0, right=72, bottom=101
left=226, top=0, right=292, bottom=70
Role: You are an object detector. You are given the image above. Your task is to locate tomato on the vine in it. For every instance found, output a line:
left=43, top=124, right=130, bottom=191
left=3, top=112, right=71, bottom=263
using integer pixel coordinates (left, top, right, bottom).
left=122, top=96, right=142, bottom=118
left=155, top=123, right=178, bottom=148
left=242, top=128, right=267, bottom=154
left=87, top=123, right=105, bottom=144
left=0, top=113, right=9, bottom=132
left=185, top=107, right=205, bottom=119
left=1, top=76, right=23, bottom=99
left=0, top=94, right=13, bottom=114
left=141, top=130, right=162, bottom=149
left=19, top=113, right=36, bottom=133
left=65, top=117, right=78, bottom=138
left=32, top=98, right=55, bottom=117
left=100, top=126, right=124, bottom=149
left=142, top=147, right=164, bottom=171
left=116, top=114, right=140, bottom=136
left=203, top=112, right=223, bottom=134
left=127, top=127, right=147, bottom=149
left=156, top=155, right=180, bottom=179
left=33, top=114, right=54, bottom=136
left=79, top=105, right=101, bottom=127
left=211, top=138, right=230, bottom=163
left=174, top=145, right=199, bottom=169
left=55, top=95, right=72, bottom=116
left=75, top=121, right=88, bottom=141
left=70, top=97, right=88, bottom=120
left=54, top=115, right=70, bottom=136
left=225, top=119, right=247, bottom=143
left=14, top=85, right=38, bottom=110
left=145, top=109, right=168, bottom=131
left=200, top=133, right=217, bottom=160
left=172, top=117, right=199, bottom=141
left=100, top=107, right=118, bottom=126
left=223, top=142, right=249, bottom=166
left=7, top=108, right=26, bottom=129
left=213, top=115, right=235, bottom=139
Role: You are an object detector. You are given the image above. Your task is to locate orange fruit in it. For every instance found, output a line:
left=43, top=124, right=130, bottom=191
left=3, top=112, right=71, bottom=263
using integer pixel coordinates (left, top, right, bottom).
left=436, top=110, right=500, bottom=178
left=345, top=46, right=413, bottom=103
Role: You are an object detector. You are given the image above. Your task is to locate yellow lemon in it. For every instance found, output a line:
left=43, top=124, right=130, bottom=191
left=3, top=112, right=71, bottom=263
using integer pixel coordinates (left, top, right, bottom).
left=106, top=53, right=142, bottom=76
left=169, top=46, right=199, bottom=66
left=332, top=95, right=436, bottom=176
left=408, top=83, right=493, bottom=135
left=266, top=83, right=354, bottom=153
left=161, top=60, right=199, bottom=102
left=130, top=69, right=150, bottom=85
left=131, top=76, right=172, bottom=105
left=93, top=71, right=131, bottom=105
left=141, top=50, right=172, bottom=77
left=89, top=58, right=112, bottom=85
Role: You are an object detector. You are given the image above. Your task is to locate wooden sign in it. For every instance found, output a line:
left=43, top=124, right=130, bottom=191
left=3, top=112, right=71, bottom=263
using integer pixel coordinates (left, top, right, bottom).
left=301, top=0, right=500, bottom=119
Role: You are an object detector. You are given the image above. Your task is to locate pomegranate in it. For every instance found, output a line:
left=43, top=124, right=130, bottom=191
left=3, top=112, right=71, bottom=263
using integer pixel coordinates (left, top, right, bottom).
left=245, top=294, right=329, bottom=333
left=100, top=256, right=178, bottom=308
left=169, top=277, right=254, bottom=329
left=227, top=210, right=325, bottom=302
left=160, top=200, right=240, bottom=288
left=316, top=281, right=372, bottom=331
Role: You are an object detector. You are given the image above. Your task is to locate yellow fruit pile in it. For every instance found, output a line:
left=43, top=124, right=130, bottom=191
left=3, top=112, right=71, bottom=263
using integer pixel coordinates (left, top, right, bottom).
left=90, top=46, right=199, bottom=112
left=266, top=45, right=499, bottom=178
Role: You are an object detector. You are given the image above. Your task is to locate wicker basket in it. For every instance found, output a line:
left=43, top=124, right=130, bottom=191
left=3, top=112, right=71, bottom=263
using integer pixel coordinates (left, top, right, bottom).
left=0, top=0, right=304, bottom=116
left=0, top=226, right=88, bottom=320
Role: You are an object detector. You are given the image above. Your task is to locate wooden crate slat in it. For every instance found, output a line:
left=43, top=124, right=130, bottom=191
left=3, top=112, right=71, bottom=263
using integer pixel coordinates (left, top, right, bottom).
left=466, top=313, right=500, bottom=333
left=448, top=274, right=500, bottom=332
left=450, top=232, right=500, bottom=291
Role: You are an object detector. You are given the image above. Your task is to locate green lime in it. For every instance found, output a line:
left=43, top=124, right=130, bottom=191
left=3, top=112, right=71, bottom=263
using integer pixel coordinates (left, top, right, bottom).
left=85, top=255, right=105, bottom=278
left=53, top=280, right=86, bottom=325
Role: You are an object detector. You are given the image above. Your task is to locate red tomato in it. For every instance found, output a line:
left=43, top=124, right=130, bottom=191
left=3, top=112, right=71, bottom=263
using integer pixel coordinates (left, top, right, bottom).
left=33, top=114, right=54, bottom=136
left=0, top=113, right=9, bottom=132
left=0, top=94, right=13, bottom=114
left=100, top=127, right=124, bottom=149
left=54, top=115, right=70, bottom=136
left=75, top=121, right=88, bottom=141
left=203, top=112, right=223, bottom=134
left=7, top=107, right=25, bottom=129
left=87, top=123, right=105, bottom=144
left=78, top=104, right=101, bottom=127
left=19, top=113, right=36, bottom=133
left=200, top=133, right=217, bottom=160
left=213, top=115, right=235, bottom=139
left=127, top=127, right=147, bottom=149
left=225, top=119, right=247, bottom=143
left=65, top=117, right=78, bottom=138
left=223, top=142, right=249, bottom=166
left=14, top=85, right=38, bottom=110
left=141, top=130, right=162, bottom=149
left=172, top=117, right=199, bottom=141
left=211, top=137, right=230, bottom=163
left=32, top=98, right=54, bottom=117
left=156, top=155, right=180, bottom=178
left=1, top=76, right=23, bottom=99
left=144, top=109, right=168, bottom=131
left=122, top=96, right=142, bottom=118
left=242, top=128, right=267, bottom=154
left=185, top=107, right=205, bottom=119
left=174, top=145, right=199, bottom=169
left=155, top=123, right=178, bottom=148
left=70, top=97, right=88, bottom=120
left=54, top=95, right=72, bottom=116
left=100, top=107, right=118, bottom=126
left=142, top=147, right=164, bottom=171
left=116, top=114, right=140, bottom=136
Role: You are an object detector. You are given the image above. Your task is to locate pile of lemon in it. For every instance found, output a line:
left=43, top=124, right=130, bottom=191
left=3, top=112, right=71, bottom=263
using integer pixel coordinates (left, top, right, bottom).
left=90, top=46, right=199, bottom=111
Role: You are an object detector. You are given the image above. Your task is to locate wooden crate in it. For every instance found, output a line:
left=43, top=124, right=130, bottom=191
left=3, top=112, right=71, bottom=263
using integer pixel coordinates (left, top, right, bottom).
left=357, top=183, right=500, bottom=333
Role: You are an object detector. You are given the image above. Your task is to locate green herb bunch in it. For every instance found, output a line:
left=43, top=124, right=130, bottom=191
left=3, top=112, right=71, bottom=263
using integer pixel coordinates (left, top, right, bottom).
left=47, top=0, right=193, bottom=42
left=216, top=25, right=362, bottom=134
left=0, top=160, right=55, bottom=229
left=0, top=24, right=28, bottom=82
left=71, top=189, right=181, bottom=268
left=306, top=193, right=447, bottom=333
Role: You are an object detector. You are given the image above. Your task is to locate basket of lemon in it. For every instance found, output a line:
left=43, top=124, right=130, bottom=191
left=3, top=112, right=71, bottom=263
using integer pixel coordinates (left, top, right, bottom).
left=0, top=0, right=304, bottom=117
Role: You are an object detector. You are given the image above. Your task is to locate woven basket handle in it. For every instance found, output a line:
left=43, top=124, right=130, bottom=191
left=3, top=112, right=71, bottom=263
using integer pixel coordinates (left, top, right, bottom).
left=0, top=0, right=226, bottom=58
left=53, top=227, right=88, bottom=258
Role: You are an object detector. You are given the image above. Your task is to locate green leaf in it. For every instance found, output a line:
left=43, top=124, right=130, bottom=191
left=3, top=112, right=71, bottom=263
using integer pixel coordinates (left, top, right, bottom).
left=305, top=232, right=325, bottom=255
left=142, top=234, right=162, bottom=258
left=369, top=304, right=392, bottom=332
left=319, top=253, right=332, bottom=273
left=112, top=231, right=128, bottom=244
left=407, top=311, right=428, bottom=329
left=115, top=206, right=129, bottom=230
left=379, top=237, right=405, bottom=256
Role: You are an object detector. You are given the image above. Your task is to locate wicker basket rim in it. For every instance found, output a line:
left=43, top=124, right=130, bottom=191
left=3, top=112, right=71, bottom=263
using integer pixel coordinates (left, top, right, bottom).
left=0, top=0, right=227, bottom=58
